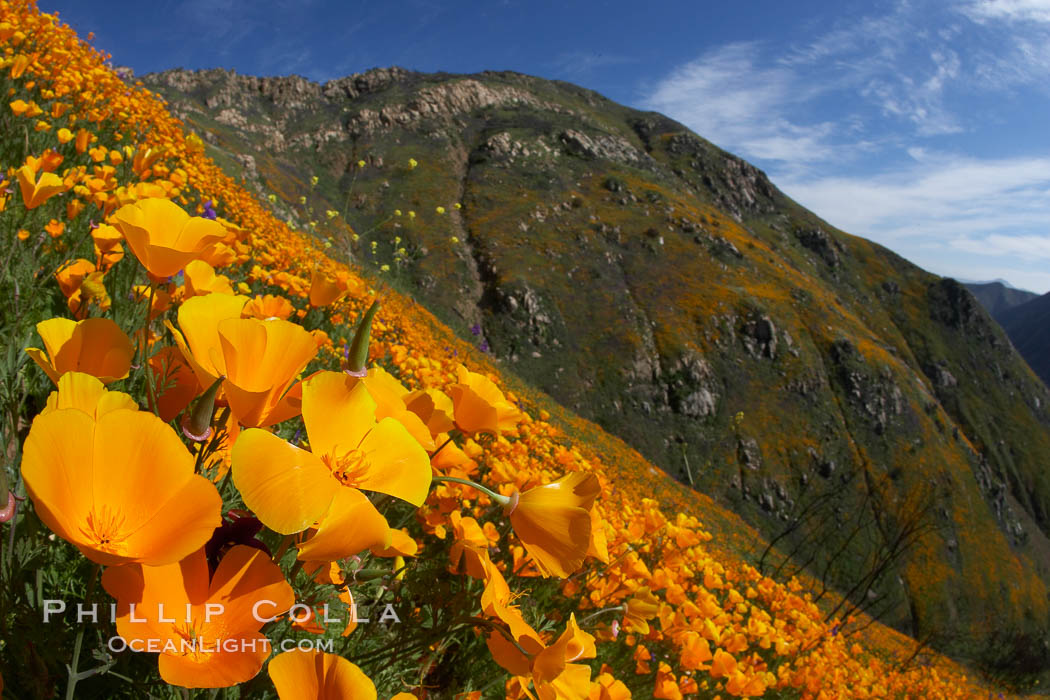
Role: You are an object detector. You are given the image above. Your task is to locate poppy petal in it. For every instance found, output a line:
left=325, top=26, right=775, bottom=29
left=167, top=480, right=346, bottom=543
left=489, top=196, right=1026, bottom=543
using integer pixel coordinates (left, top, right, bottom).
left=356, top=418, right=432, bottom=506
left=231, top=429, right=335, bottom=534
left=295, top=488, right=389, bottom=562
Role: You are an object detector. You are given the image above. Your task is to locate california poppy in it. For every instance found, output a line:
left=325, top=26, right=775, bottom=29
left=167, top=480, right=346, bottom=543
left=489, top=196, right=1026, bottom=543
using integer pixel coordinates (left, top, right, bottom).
left=16, top=165, right=65, bottom=209
left=21, top=407, right=222, bottom=566
left=111, top=197, right=227, bottom=279
left=232, top=371, right=430, bottom=560
left=307, top=270, right=351, bottom=308
left=403, top=388, right=456, bottom=438
left=505, top=472, right=600, bottom=578
left=242, top=294, right=295, bottom=321
left=622, top=587, right=661, bottom=634
left=447, top=364, right=523, bottom=436
left=55, top=259, right=95, bottom=298
left=102, top=545, right=294, bottom=688
left=183, top=259, right=233, bottom=297
left=217, top=317, right=318, bottom=428
left=26, top=317, right=134, bottom=384
left=39, top=371, right=136, bottom=418
left=268, top=649, right=376, bottom=700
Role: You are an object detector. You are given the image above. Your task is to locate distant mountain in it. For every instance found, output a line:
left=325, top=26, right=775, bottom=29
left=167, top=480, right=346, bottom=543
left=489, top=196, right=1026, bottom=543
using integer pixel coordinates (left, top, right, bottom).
left=997, top=293, right=1050, bottom=386
left=964, top=280, right=1039, bottom=317
left=143, top=66, right=1050, bottom=671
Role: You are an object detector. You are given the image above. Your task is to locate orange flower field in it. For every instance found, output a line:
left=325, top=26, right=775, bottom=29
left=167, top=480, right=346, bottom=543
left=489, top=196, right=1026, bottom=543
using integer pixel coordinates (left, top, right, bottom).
left=0, top=1, right=1026, bottom=697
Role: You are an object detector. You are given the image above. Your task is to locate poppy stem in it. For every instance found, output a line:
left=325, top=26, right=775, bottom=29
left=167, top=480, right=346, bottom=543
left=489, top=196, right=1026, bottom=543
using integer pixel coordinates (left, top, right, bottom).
left=578, top=606, right=623, bottom=625
left=140, top=281, right=158, bottom=413
left=65, top=562, right=100, bottom=700
left=430, top=476, right=510, bottom=507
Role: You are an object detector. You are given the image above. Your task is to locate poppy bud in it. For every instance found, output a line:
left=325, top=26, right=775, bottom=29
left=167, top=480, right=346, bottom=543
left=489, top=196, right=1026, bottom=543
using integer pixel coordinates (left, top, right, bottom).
left=181, top=375, right=224, bottom=442
left=345, top=301, right=379, bottom=377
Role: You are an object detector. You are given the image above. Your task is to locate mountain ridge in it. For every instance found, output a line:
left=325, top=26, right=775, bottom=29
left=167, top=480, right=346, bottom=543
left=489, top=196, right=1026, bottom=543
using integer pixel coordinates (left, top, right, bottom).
left=142, top=64, right=1050, bottom=674
left=997, top=292, right=1050, bottom=388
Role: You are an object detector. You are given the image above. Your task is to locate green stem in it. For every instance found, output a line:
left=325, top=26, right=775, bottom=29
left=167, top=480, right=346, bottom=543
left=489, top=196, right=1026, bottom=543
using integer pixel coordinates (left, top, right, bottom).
left=578, top=606, right=624, bottom=625
left=430, top=476, right=510, bottom=506
left=66, top=563, right=100, bottom=700
left=141, top=281, right=158, bottom=412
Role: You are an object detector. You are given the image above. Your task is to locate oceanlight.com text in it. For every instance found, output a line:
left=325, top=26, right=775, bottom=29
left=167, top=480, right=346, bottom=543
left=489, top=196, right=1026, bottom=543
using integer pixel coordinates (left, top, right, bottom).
left=107, top=637, right=340, bottom=654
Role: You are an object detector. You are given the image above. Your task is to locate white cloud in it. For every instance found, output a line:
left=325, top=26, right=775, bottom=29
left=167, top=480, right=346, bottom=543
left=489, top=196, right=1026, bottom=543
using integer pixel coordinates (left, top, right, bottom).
left=964, top=0, right=1050, bottom=24
left=642, top=42, right=839, bottom=165
left=639, top=1, right=1050, bottom=291
left=777, top=153, right=1050, bottom=292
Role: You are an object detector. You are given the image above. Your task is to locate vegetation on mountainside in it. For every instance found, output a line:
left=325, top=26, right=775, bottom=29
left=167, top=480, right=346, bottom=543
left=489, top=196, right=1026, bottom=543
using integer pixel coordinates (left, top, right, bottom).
left=140, top=58, right=1050, bottom=677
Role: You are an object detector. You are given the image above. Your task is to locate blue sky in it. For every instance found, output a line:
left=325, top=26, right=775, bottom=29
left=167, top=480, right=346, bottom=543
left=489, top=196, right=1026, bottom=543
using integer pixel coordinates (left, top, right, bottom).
left=42, top=0, right=1050, bottom=293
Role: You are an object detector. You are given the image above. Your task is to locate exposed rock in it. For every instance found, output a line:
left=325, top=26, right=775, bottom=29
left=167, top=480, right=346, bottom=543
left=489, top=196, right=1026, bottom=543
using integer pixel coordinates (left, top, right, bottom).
left=321, top=67, right=415, bottom=99
left=559, top=129, right=647, bottom=165
left=742, top=315, right=777, bottom=359
left=794, top=226, right=842, bottom=268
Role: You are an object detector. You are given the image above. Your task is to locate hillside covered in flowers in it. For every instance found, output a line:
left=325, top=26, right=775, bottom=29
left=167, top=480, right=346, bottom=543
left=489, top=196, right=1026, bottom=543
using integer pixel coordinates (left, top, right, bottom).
left=0, top=1, right=1034, bottom=697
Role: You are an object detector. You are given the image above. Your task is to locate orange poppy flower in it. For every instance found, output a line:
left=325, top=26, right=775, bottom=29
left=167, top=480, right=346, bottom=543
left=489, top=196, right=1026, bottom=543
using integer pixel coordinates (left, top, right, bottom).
left=504, top=472, right=600, bottom=578
left=622, top=587, right=661, bottom=634
left=468, top=545, right=544, bottom=655
left=242, top=294, right=295, bottom=321
left=232, top=371, right=430, bottom=560
left=532, top=613, right=596, bottom=685
left=167, top=292, right=249, bottom=388
left=356, top=367, right=435, bottom=449
left=217, top=318, right=318, bottom=428
left=183, top=259, right=233, bottom=297
left=587, top=506, right=610, bottom=564
left=16, top=165, right=65, bottom=209
left=403, top=388, right=456, bottom=438
left=102, top=545, right=294, bottom=688
left=591, top=673, right=632, bottom=700
left=447, top=364, right=523, bottom=436
left=26, top=317, right=134, bottom=384
left=110, top=197, right=227, bottom=279
left=55, top=258, right=95, bottom=297
left=307, top=270, right=349, bottom=308
left=91, top=224, right=125, bottom=269
left=268, top=649, right=376, bottom=700
left=74, top=128, right=92, bottom=154
left=709, top=649, right=737, bottom=679
left=9, top=53, right=30, bottom=79
left=39, top=371, right=136, bottom=418
left=67, top=271, right=112, bottom=319
left=21, top=407, right=222, bottom=566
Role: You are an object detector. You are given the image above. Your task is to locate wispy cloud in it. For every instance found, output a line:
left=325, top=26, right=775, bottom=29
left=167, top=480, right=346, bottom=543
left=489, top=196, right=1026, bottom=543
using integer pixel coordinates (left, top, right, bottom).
left=549, top=51, right=637, bottom=81
left=640, top=0, right=1050, bottom=291
left=778, top=153, right=1050, bottom=239
left=963, top=0, right=1050, bottom=24
left=778, top=153, right=1050, bottom=292
left=643, top=42, right=840, bottom=165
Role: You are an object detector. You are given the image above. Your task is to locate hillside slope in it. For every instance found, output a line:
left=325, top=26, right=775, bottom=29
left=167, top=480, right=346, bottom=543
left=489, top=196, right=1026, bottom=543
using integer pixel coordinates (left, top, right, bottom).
left=142, top=66, right=1050, bottom=671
